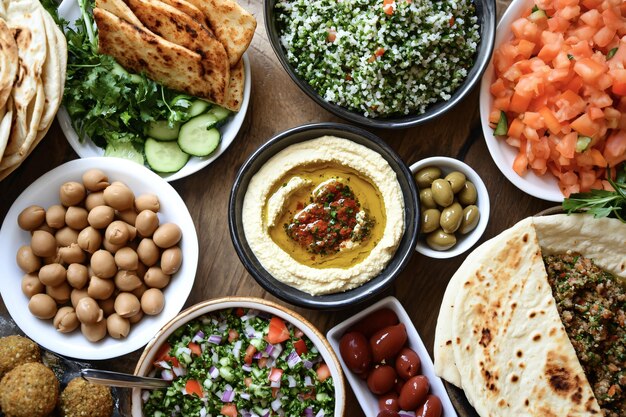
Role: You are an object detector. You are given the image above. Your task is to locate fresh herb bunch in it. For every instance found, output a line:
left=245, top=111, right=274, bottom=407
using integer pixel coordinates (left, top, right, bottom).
left=63, top=0, right=196, bottom=150
left=563, top=164, right=626, bottom=222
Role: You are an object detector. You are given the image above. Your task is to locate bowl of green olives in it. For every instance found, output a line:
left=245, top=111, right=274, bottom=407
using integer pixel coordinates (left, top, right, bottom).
left=410, top=157, right=490, bottom=259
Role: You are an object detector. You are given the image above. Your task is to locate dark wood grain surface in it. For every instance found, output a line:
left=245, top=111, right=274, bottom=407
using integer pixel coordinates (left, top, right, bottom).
left=0, top=0, right=553, bottom=415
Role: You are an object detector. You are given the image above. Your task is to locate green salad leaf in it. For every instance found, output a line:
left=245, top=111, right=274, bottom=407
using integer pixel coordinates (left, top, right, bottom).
left=562, top=164, right=626, bottom=222
left=63, top=0, right=196, bottom=151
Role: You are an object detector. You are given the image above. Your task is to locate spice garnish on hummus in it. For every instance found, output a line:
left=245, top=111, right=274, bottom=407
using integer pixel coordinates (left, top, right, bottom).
left=242, top=136, right=404, bottom=295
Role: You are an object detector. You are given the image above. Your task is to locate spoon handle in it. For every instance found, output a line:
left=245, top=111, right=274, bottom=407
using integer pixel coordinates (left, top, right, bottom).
left=81, top=369, right=170, bottom=389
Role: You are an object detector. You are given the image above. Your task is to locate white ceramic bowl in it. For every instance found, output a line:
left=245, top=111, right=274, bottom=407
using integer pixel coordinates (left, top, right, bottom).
left=410, top=157, right=490, bottom=259
left=327, top=296, right=457, bottom=417
left=479, top=0, right=563, bottom=202
left=131, top=297, right=346, bottom=416
left=0, top=157, right=199, bottom=360
left=56, top=0, right=252, bottom=183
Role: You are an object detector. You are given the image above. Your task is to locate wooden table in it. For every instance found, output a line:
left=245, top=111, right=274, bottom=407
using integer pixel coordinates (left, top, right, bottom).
left=0, top=0, right=553, bottom=414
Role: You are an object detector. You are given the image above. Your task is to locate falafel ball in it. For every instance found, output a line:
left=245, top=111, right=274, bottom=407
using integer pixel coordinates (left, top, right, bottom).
left=0, top=362, right=59, bottom=417
left=0, top=335, right=41, bottom=378
left=60, top=377, right=113, bottom=417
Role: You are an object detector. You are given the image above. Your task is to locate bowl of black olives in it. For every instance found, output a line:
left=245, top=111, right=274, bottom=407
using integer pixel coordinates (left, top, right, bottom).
left=410, top=157, right=490, bottom=259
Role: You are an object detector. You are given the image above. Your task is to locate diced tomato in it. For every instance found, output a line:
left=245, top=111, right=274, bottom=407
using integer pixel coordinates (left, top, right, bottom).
left=603, top=130, right=626, bottom=166
left=580, top=169, right=597, bottom=191
left=153, top=342, right=180, bottom=368
left=269, top=367, right=284, bottom=382
left=490, top=78, right=508, bottom=97
left=508, top=118, right=525, bottom=139
left=580, top=9, right=602, bottom=27
left=383, top=0, right=394, bottom=15
left=510, top=92, right=532, bottom=113
left=228, top=329, right=239, bottom=342
left=221, top=404, right=237, bottom=417
left=316, top=363, right=331, bottom=382
left=235, top=308, right=245, bottom=317
left=267, top=317, right=290, bottom=344
left=258, top=357, right=268, bottom=368
left=244, top=344, right=257, bottom=365
left=188, top=342, right=202, bottom=356
left=294, top=339, right=308, bottom=356
left=272, top=387, right=280, bottom=398
left=517, top=39, right=536, bottom=59
left=574, top=58, right=606, bottom=83
left=571, top=113, right=600, bottom=137
left=539, top=107, right=562, bottom=134
left=244, top=377, right=252, bottom=387
left=589, top=148, right=608, bottom=166
left=555, top=132, right=578, bottom=158
left=513, top=144, right=529, bottom=175
left=593, top=26, right=616, bottom=48
left=185, top=379, right=203, bottom=397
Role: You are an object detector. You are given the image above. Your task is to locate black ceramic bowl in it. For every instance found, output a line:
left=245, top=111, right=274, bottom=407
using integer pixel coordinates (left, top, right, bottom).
left=265, top=0, right=496, bottom=129
left=228, top=123, right=419, bottom=309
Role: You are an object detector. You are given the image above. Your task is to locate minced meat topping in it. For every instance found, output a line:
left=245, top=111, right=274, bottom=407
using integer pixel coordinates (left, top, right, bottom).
left=544, top=253, right=626, bottom=417
left=275, top=0, right=480, bottom=118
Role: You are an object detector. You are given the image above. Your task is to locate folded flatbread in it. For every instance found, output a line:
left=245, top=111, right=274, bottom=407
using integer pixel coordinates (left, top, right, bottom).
left=433, top=214, right=626, bottom=416
left=157, top=0, right=211, bottom=33
left=125, top=0, right=229, bottom=96
left=0, top=19, right=18, bottom=112
left=185, top=0, right=256, bottom=67
left=222, top=59, right=244, bottom=112
left=94, top=7, right=228, bottom=104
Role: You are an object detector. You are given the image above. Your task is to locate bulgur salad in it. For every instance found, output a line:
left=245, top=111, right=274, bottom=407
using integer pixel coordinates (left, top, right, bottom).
left=545, top=254, right=626, bottom=417
left=142, top=309, right=334, bottom=417
left=275, top=0, right=481, bottom=118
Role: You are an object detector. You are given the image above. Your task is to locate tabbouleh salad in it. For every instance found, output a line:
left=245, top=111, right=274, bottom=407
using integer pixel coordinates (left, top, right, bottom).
left=143, top=309, right=334, bottom=417
left=275, top=0, right=480, bottom=118
left=544, top=254, right=626, bottom=417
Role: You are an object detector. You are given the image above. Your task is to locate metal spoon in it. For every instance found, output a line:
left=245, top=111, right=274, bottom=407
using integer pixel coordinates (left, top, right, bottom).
left=81, top=369, right=170, bottom=389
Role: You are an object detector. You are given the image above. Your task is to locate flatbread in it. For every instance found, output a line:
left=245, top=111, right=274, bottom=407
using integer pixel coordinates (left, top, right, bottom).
left=0, top=96, right=13, bottom=162
left=125, top=0, right=229, bottom=101
left=94, top=7, right=227, bottom=104
left=222, top=58, right=244, bottom=112
left=95, top=0, right=145, bottom=28
left=156, top=0, right=211, bottom=33
left=433, top=215, right=620, bottom=416
left=0, top=123, right=47, bottom=181
left=0, top=19, right=18, bottom=112
left=38, top=10, right=64, bottom=133
left=6, top=0, right=47, bottom=156
left=185, top=0, right=256, bottom=67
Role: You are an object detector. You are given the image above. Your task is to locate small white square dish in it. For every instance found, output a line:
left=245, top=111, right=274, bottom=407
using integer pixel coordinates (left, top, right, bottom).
left=327, top=296, right=457, bottom=417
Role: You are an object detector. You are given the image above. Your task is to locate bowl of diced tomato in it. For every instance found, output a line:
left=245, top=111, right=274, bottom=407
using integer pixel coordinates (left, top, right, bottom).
left=480, top=0, right=626, bottom=202
left=131, top=297, right=345, bottom=416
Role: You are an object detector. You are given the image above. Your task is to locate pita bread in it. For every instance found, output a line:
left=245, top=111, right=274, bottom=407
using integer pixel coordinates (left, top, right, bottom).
left=156, top=0, right=211, bottom=33
left=0, top=96, right=13, bottom=162
left=0, top=122, right=48, bottom=181
left=222, top=58, right=244, bottom=112
left=6, top=1, right=47, bottom=156
left=95, top=0, right=146, bottom=28
left=38, top=10, right=64, bottom=133
left=94, top=7, right=228, bottom=104
left=433, top=215, right=626, bottom=416
left=125, top=0, right=229, bottom=99
left=0, top=19, right=18, bottom=112
left=185, top=0, right=256, bottom=67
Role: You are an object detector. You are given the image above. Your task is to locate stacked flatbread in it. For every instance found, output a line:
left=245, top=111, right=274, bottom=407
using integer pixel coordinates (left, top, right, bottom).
left=434, top=214, right=626, bottom=416
left=0, top=0, right=67, bottom=181
left=94, top=0, right=255, bottom=112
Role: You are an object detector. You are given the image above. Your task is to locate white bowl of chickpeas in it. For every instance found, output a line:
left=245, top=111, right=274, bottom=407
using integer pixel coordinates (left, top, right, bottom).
left=0, top=157, right=198, bottom=360
left=410, top=157, right=490, bottom=259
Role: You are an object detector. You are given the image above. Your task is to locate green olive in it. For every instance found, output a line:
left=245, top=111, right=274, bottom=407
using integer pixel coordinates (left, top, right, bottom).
left=460, top=205, right=480, bottom=234
left=419, top=188, right=437, bottom=209
left=421, top=208, right=441, bottom=234
left=445, top=171, right=466, bottom=194
left=414, top=166, right=442, bottom=188
left=458, top=181, right=478, bottom=205
left=440, top=202, right=463, bottom=234
left=431, top=179, right=454, bottom=207
left=426, top=228, right=456, bottom=251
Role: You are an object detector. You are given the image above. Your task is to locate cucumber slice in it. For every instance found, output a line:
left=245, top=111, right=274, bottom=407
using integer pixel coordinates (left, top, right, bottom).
left=189, top=100, right=211, bottom=118
left=178, top=114, right=221, bottom=157
left=146, top=120, right=180, bottom=141
left=104, top=142, right=145, bottom=165
left=207, top=105, right=231, bottom=123
left=145, top=138, right=190, bottom=172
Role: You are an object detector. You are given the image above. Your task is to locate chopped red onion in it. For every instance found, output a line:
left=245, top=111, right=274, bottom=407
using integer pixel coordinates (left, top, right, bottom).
left=240, top=392, right=251, bottom=400
left=242, top=364, right=252, bottom=372
left=287, top=375, right=297, bottom=388
left=265, top=344, right=275, bottom=355
left=155, top=360, right=171, bottom=370
left=208, top=335, right=222, bottom=345
left=271, top=398, right=282, bottom=411
left=209, top=366, right=219, bottom=379
left=253, top=352, right=263, bottom=359
left=172, top=365, right=186, bottom=377
left=160, top=369, right=174, bottom=381
left=266, top=358, right=275, bottom=368
left=233, top=340, right=243, bottom=357
left=270, top=379, right=281, bottom=388
left=304, top=407, right=313, bottom=417
left=287, top=351, right=301, bottom=368
left=221, top=389, right=235, bottom=402
left=304, top=376, right=313, bottom=387
left=191, top=330, right=205, bottom=343
left=200, top=408, right=207, bottom=417
left=314, top=409, right=325, bottom=417
left=303, top=360, right=313, bottom=369
left=270, top=344, right=283, bottom=359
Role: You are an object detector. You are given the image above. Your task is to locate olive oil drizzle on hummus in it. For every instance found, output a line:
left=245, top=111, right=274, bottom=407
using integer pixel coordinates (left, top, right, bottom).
left=266, top=162, right=386, bottom=269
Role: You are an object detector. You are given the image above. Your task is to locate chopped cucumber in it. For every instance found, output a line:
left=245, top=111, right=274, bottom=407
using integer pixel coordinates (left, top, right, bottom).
left=188, top=100, right=211, bottom=117
left=104, top=142, right=145, bottom=165
left=146, top=120, right=181, bottom=141
left=145, top=138, right=189, bottom=172
left=207, top=105, right=231, bottom=123
left=528, top=9, right=547, bottom=22
left=178, top=114, right=221, bottom=157
left=493, top=111, right=508, bottom=136
left=576, top=136, right=592, bottom=153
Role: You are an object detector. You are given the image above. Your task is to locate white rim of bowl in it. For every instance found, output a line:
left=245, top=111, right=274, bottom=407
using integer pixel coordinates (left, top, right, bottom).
left=410, top=157, right=490, bottom=258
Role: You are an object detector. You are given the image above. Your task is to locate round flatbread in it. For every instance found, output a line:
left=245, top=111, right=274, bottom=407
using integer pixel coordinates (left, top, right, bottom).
left=38, top=9, right=65, bottom=133
left=0, top=96, right=14, bottom=163
left=0, top=19, right=18, bottom=112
